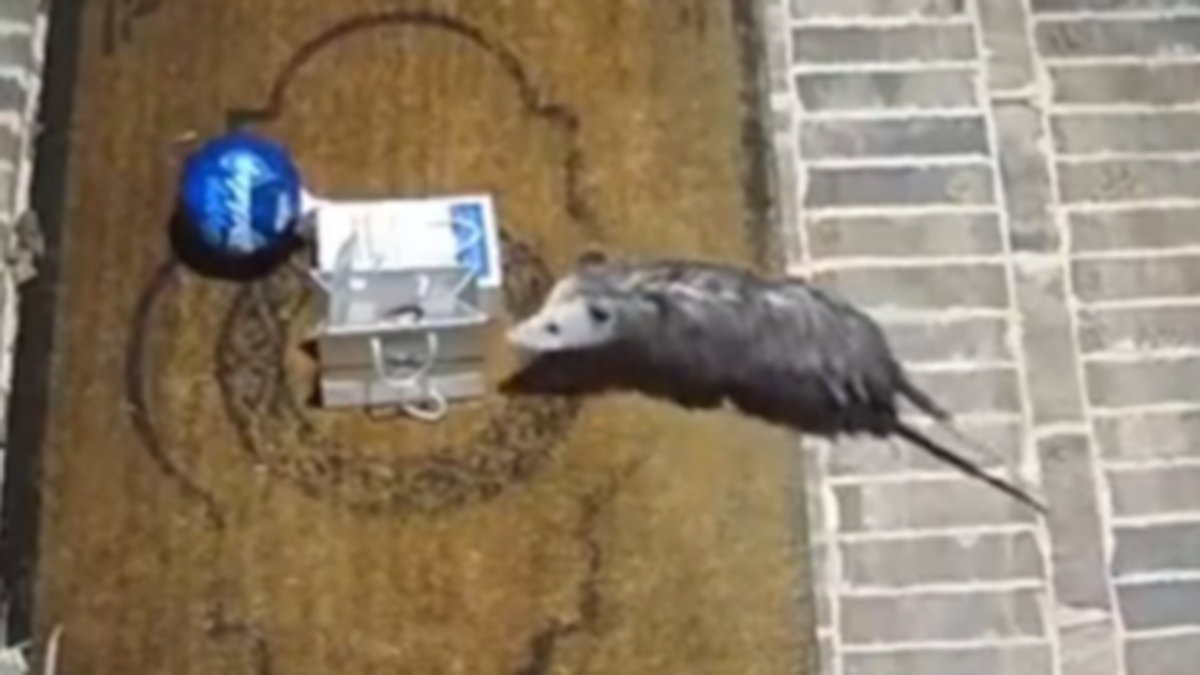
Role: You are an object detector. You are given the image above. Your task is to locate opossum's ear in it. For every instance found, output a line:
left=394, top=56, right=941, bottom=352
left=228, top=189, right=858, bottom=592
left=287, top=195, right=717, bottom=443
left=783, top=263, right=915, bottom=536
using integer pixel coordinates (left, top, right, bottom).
left=576, top=247, right=608, bottom=268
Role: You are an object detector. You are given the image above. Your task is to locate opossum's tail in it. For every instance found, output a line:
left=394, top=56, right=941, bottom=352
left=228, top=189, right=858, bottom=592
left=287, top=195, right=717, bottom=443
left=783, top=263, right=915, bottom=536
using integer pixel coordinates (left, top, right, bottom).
left=892, top=421, right=1047, bottom=514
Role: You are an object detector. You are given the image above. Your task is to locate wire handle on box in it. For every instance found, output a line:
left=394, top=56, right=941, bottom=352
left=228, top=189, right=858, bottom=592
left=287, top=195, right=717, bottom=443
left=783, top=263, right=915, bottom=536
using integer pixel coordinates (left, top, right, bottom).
left=369, top=272, right=453, bottom=421
left=370, top=332, right=446, bottom=421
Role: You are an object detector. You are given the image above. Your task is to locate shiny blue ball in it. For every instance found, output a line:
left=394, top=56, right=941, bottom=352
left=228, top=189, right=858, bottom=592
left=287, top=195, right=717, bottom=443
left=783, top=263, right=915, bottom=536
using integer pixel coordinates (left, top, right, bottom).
left=178, top=132, right=303, bottom=257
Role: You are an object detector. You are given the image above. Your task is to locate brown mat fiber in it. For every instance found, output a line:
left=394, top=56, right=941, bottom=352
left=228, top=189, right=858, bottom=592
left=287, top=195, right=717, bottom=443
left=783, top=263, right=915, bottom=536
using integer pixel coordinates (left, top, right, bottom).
left=14, top=1, right=813, bottom=672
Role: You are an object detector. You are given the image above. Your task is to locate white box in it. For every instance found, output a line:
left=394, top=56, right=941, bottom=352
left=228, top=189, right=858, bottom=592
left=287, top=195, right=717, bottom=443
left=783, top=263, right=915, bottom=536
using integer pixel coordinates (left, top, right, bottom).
left=307, top=225, right=495, bottom=415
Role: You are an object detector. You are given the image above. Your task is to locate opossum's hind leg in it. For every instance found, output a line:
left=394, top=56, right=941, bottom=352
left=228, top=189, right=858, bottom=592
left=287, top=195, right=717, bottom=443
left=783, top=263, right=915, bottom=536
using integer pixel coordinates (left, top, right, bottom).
left=891, top=422, right=1048, bottom=514
left=894, top=372, right=1015, bottom=470
left=640, top=378, right=726, bottom=410
left=895, top=371, right=953, bottom=421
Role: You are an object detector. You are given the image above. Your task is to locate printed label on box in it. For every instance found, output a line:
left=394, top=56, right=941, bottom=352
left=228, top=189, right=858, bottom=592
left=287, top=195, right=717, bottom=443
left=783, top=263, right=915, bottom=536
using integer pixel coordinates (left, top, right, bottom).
left=313, top=193, right=502, bottom=291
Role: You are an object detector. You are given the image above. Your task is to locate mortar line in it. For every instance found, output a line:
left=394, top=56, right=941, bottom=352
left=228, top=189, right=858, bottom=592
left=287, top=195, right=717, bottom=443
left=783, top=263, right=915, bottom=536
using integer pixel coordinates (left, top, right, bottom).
left=1057, top=151, right=1200, bottom=163
left=1071, top=247, right=1200, bottom=261
left=839, top=579, right=1047, bottom=597
left=1090, top=400, right=1200, bottom=417
left=801, top=155, right=993, bottom=169
left=801, top=107, right=985, bottom=120
left=804, top=207, right=1003, bottom=222
left=1063, top=198, right=1200, bottom=212
left=1111, top=511, right=1200, bottom=527
left=791, top=60, right=980, bottom=74
left=1051, top=102, right=1200, bottom=115
left=1103, top=456, right=1200, bottom=471
left=1124, top=625, right=1200, bottom=641
left=1082, top=349, right=1200, bottom=364
left=1080, top=296, right=1200, bottom=312
left=790, top=15, right=975, bottom=28
left=1113, top=570, right=1200, bottom=586
left=838, top=637, right=1050, bottom=653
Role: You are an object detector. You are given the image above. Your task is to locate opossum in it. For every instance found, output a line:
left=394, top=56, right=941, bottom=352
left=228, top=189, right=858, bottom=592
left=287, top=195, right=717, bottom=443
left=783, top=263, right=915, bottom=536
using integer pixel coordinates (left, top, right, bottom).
left=501, top=249, right=1047, bottom=514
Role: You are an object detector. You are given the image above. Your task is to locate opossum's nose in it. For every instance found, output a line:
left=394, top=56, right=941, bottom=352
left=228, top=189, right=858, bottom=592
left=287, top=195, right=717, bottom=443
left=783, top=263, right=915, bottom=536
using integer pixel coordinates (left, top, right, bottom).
left=505, top=323, right=538, bottom=352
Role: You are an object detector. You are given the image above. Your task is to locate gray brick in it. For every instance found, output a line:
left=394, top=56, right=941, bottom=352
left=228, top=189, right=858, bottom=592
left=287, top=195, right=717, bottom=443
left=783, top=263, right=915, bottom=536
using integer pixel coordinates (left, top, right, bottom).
left=1033, top=0, right=1200, bottom=10
left=805, top=165, right=995, bottom=208
left=1060, top=619, right=1121, bottom=675
left=1036, top=18, right=1200, bottom=59
left=1051, top=64, right=1200, bottom=105
left=1118, top=579, right=1200, bottom=631
left=792, top=25, right=977, bottom=64
left=906, top=367, right=1023, bottom=416
left=804, top=450, right=827, bottom=524
left=1058, top=159, right=1200, bottom=204
left=792, top=0, right=965, bottom=19
left=0, top=125, right=21, bottom=168
left=1070, top=208, right=1200, bottom=253
left=828, top=418, right=1022, bottom=476
left=993, top=102, right=1059, bottom=252
left=1053, top=113, right=1200, bottom=155
left=800, top=116, right=990, bottom=160
left=1114, top=521, right=1200, bottom=577
left=1013, top=259, right=1086, bottom=424
left=795, top=69, right=978, bottom=111
left=977, top=0, right=1037, bottom=91
left=835, top=477, right=1039, bottom=532
left=1095, top=409, right=1200, bottom=461
left=806, top=213, right=1003, bottom=259
left=1073, top=255, right=1200, bottom=302
left=765, top=1, right=791, bottom=96
left=818, top=635, right=834, bottom=675
left=841, top=531, right=1045, bottom=587
left=1087, top=358, right=1200, bottom=408
left=814, top=264, right=1009, bottom=310
left=840, top=589, right=1046, bottom=644
left=0, top=0, right=40, bottom=26
left=811, top=540, right=834, bottom=628
left=843, top=644, right=1053, bottom=675
left=1040, top=433, right=1112, bottom=611
left=1108, top=465, right=1200, bottom=517
left=883, top=315, right=1011, bottom=364
left=1079, top=304, right=1200, bottom=354
left=0, top=29, right=32, bottom=73
left=1125, top=632, right=1200, bottom=675
left=0, top=76, right=25, bottom=116
left=0, top=163, right=16, bottom=218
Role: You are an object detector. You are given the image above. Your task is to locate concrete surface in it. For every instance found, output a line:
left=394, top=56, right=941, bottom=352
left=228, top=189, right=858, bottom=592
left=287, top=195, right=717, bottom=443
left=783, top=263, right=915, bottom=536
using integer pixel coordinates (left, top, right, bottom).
left=768, top=0, right=1200, bottom=674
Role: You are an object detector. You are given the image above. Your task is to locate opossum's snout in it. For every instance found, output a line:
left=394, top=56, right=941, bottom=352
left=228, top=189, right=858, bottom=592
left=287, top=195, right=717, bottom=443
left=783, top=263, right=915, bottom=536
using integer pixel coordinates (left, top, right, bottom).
left=505, top=318, right=550, bottom=355
left=505, top=297, right=619, bottom=354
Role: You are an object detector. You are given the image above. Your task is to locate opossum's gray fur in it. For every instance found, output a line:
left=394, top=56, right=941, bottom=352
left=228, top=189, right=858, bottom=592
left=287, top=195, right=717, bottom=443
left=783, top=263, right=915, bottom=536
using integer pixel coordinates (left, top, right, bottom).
left=501, top=249, right=1046, bottom=513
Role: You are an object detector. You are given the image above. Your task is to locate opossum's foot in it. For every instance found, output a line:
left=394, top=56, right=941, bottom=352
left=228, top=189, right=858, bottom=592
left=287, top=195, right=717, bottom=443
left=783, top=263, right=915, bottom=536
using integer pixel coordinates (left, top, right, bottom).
left=498, top=360, right=595, bottom=397
left=650, top=386, right=725, bottom=410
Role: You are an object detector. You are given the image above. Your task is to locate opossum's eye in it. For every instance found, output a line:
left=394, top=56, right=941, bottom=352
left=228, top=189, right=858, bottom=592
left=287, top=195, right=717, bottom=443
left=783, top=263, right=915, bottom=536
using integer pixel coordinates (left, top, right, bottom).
left=587, top=304, right=612, bottom=324
left=545, top=322, right=561, bottom=335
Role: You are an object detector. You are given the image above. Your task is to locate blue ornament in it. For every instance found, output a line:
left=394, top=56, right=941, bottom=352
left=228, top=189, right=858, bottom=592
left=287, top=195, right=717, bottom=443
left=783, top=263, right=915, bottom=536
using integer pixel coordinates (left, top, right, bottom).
left=178, top=132, right=303, bottom=257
